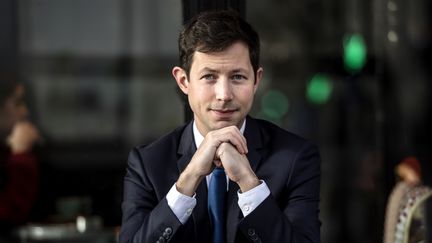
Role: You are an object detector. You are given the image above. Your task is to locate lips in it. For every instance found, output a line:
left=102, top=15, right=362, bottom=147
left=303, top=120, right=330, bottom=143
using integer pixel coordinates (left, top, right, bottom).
left=210, top=108, right=238, bottom=118
left=212, top=109, right=236, bottom=113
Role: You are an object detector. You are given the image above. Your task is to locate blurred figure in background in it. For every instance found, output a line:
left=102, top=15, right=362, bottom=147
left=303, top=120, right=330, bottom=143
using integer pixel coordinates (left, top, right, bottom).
left=384, top=156, right=432, bottom=243
left=0, top=77, right=40, bottom=241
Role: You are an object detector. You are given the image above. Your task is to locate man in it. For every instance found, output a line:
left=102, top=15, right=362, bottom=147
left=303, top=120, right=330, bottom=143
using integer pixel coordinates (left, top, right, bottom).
left=120, top=10, right=321, bottom=243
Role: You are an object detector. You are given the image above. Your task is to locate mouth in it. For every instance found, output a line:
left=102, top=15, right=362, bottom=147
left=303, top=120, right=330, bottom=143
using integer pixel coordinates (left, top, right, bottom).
left=210, top=108, right=239, bottom=117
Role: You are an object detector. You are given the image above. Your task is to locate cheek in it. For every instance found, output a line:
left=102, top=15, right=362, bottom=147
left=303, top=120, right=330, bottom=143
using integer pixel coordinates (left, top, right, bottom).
left=188, top=88, right=206, bottom=112
left=191, top=86, right=213, bottom=102
left=236, top=87, right=255, bottom=103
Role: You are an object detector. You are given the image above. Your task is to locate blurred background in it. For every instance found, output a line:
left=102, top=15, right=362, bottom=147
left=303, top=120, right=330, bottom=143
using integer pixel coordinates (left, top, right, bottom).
left=1, top=0, right=431, bottom=242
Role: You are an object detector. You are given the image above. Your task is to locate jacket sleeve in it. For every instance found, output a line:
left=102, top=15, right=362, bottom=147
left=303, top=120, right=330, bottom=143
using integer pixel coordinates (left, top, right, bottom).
left=238, top=142, right=321, bottom=243
left=119, top=148, right=182, bottom=243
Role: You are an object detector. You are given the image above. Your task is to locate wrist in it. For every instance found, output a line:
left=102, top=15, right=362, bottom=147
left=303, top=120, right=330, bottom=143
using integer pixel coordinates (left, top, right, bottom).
left=238, top=174, right=260, bottom=193
left=177, top=168, right=204, bottom=197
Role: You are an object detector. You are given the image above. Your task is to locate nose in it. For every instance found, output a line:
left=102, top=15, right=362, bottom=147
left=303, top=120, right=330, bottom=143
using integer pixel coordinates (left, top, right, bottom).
left=215, top=79, right=233, bottom=101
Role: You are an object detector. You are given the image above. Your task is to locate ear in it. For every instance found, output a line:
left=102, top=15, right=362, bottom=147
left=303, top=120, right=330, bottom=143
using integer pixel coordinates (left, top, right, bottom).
left=253, top=67, right=263, bottom=94
left=172, top=66, right=189, bottom=95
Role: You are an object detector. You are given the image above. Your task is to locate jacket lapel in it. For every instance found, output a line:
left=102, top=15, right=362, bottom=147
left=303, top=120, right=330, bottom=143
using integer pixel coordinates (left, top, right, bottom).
left=226, top=180, right=240, bottom=243
left=176, top=122, right=195, bottom=173
left=244, top=116, right=264, bottom=172
left=176, top=122, right=211, bottom=242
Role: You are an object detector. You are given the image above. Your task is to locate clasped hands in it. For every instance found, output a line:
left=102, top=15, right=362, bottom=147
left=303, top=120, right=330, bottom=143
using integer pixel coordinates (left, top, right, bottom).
left=177, top=126, right=260, bottom=196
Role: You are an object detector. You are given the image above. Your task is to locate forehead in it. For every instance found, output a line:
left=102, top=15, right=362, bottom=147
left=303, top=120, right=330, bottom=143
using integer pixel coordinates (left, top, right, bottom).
left=190, top=42, right=252, bottom=72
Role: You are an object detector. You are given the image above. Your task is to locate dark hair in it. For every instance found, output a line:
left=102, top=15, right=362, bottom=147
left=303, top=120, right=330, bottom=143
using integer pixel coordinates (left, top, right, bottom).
left=0, top=75, right=19, bottom=106
left=178, top=10, right=260, bottom=76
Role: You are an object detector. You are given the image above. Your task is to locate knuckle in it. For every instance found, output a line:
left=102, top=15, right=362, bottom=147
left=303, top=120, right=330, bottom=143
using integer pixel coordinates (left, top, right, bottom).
left=221, top=143, right=231, bottom=151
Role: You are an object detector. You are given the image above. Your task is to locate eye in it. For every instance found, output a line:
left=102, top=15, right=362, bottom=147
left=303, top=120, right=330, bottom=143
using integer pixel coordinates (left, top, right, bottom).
left=201, top=74, right=216, bottom=81
left=232, top=74, right=246, bottom=81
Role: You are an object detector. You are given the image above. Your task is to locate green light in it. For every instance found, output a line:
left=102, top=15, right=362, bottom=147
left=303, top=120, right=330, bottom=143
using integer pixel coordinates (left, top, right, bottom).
left=261, top=90, right=289, bottom=119
left=306, top=74, right=333, bottom=105
left=343, top=34, right=367, bottom=72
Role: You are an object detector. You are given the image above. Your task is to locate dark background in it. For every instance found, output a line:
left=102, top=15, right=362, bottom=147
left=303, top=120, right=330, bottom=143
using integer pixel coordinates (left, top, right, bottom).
left=1, top=0, right=431, bottom=242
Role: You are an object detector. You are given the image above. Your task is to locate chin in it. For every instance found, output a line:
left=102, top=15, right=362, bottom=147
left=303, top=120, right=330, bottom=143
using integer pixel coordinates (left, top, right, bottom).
left=211, top=120, right=241, bottom=130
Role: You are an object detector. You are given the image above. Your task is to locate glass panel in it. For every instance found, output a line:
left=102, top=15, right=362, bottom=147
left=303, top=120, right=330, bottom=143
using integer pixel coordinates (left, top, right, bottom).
left=17, top=0, right=182, bottom=227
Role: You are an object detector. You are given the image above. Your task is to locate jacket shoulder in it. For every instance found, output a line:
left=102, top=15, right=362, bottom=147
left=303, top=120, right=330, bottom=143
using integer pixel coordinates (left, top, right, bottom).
left=129, top=123, right=190, bottom=164
left=253, top=118, right=311, bottom=148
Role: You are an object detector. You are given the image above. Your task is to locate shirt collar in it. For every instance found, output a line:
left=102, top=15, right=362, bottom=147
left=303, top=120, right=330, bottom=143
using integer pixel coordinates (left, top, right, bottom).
left=193, top=119, right=246, bottom=149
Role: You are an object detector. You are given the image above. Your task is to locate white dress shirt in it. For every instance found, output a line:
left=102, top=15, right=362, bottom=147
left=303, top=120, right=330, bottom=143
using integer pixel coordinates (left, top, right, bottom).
left=166, top=120, right=270, bottom=224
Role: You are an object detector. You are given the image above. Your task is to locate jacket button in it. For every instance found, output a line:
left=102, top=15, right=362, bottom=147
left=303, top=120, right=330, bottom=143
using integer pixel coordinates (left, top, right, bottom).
left=250, top=234, right=259, bottom=241
left=158, top=236, right=165, bottom=243
left=163, top=232, right=170, bottom=239
left=248, top=228, right=256, bottom=236
left=164, top=227, right=173, bottom=234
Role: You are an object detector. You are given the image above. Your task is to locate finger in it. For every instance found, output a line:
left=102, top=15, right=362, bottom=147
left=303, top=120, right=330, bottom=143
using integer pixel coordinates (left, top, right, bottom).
left=218, top=133, right=244, bottom=154
left=239, top=133, right=248, bottom=154
left=225, top=129, right=248, bottom=154
left=230, top=126, right=248, bottom=154
left=216, top=142, right=240, bottom=161
left=206, top=126, right=247, bottom=154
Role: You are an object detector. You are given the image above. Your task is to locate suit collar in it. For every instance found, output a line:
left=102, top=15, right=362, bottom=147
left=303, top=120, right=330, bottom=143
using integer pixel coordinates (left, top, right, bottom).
left=177, top=121, right=195, bottom=172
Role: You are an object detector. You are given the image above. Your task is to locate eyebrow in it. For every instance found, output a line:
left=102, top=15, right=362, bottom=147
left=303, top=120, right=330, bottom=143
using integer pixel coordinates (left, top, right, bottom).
left=199, top=67, right=218, bottom=73
left=231, top=68, right=249, bottom=74
left=198, top=67, right=249, bottom=74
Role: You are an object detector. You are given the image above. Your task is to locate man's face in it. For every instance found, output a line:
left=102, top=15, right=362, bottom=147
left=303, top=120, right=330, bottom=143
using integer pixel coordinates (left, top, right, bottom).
left=174, top=41, right=263, bottom=136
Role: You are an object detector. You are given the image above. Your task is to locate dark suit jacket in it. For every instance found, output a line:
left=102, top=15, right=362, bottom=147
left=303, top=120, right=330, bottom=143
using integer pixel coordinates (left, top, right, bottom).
left=120, top=116, right=321, bottom=243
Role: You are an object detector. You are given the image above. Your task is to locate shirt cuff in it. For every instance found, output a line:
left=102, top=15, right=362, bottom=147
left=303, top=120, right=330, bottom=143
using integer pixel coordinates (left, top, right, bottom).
left=237, top=180, right=270, bottom=217
left=166, top=183, right=197, bottom=224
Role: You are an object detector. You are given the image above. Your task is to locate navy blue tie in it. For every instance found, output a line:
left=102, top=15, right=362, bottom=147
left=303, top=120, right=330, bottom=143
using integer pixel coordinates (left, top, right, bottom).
left=208, top=167, right=226, bottom=243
